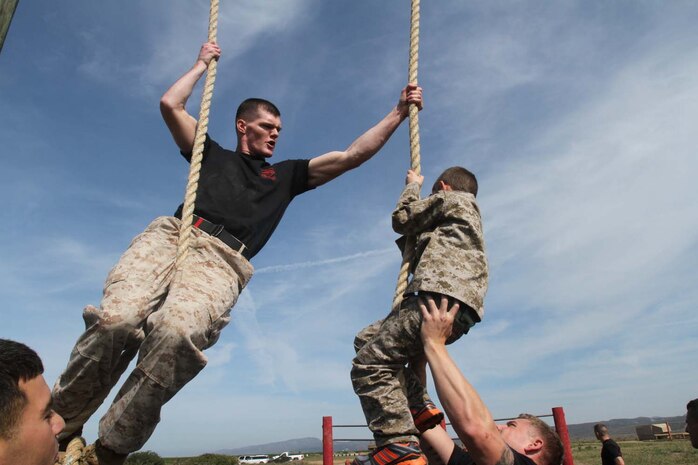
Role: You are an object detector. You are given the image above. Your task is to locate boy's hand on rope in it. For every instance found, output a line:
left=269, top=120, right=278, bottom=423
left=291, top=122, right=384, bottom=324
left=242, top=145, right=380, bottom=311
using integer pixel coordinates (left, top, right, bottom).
left=406, top=169, right=424, bottom=186
left=398, top=83, right=423, bottom=118
left=197, top=41, right=221, bottom=66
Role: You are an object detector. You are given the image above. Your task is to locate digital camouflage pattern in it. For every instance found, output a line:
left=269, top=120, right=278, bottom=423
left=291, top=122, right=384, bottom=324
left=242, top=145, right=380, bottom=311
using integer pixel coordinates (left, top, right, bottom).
left=52, top=216, right=253, bottom=454
left=352, top=181, right=488, bottom=446
left=352, top=298, right=424, bottom=446
left=392, top=182, right=488, bottom=320
left=354, top=316, right=433, bottom=408
left=352, top=297, right=469, bottom=447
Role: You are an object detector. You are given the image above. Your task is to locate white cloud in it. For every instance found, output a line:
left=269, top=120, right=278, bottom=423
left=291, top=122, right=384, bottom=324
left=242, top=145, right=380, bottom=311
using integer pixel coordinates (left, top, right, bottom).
left=74, top=1, right=317, bottom=98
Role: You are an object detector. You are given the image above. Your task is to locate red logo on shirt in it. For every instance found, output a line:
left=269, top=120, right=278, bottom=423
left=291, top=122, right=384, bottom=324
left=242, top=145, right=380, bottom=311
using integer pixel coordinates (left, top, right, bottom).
left=260, top=167, right=277, bottom=181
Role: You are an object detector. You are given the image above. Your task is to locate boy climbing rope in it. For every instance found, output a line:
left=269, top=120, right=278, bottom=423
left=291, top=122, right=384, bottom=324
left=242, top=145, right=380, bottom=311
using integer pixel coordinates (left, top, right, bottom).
left=351, top=166, right=489, bottom=465
left=51, top=41, right=423, bottom=465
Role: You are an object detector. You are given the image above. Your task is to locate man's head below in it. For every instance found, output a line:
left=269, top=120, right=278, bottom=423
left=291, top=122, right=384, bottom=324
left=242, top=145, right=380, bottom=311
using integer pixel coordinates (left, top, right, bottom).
left=432, top=166, right=478, bottom=196
left=235, top=98, right=282, bottom=158
left=687, top=398, right=698, bottom=449
left=593, top=423, right=610, bottom=441
left=497, top=414, right=564, bottom=465
left=0, top=339, right=65, bottom=465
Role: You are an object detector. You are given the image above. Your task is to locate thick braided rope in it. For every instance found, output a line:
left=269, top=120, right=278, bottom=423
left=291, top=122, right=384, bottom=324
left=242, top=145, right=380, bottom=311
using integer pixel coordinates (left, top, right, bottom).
left=175, top=0, right=220, bottom=270
left=59, top=437, right=97, bottom=465
left=391, top=0, right=421, bottom=311
left=60, top=437, right=84, bottom=465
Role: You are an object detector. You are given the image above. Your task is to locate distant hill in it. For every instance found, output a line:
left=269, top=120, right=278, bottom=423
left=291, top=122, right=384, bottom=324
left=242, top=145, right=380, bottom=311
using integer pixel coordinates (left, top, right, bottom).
left=216, top=437, right=372, bottom=456
left=217, top=437, right=320, bottom=456
left=566, top=415, right=686, bottom=440
left=216, top=415, right=688, bottom=455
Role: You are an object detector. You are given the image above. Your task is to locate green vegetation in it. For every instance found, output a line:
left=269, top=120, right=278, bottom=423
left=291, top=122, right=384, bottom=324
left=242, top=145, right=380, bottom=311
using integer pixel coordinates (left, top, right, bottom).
left=161, top=440, right=697, bottom=465
left=165, top=454, right=238, bottom=465
left=126, top=451, right=166, bottom=465
left=570, top=439, right=696, bottom=465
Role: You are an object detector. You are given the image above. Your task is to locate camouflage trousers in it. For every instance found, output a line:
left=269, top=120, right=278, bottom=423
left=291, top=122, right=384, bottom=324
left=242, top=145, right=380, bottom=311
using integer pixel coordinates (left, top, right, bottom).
left=52, top=216, right=254, bottom=454
left=351, top=295, right=469, bottom=447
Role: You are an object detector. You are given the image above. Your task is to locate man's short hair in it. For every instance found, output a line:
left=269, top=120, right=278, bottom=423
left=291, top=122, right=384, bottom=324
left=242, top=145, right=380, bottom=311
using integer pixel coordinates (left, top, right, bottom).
left=518, top=414, right=564, bottom=465
left=434, top=166, right=478, bottom=196
left=235, top=98, right=281, bottom=122
left=0, top=339, right=44, bottom=439
left=688, top=399, right=698, bottom=420
left=594, top=423, right=609, bottom=436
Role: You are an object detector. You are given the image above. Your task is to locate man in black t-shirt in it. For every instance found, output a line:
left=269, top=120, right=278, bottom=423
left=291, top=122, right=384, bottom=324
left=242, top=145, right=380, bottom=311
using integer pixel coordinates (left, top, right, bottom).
left=51, top=41, right=423, bottom=465
left=594, top=424, right=625, bottom=465
left=415, top=296, right=564, bottom=465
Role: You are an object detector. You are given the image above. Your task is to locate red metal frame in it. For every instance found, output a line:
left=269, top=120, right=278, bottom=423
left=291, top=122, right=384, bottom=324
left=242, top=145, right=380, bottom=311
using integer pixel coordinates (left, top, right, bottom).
left=552, top=407, right=574, bottom=465
left=323, top=407, right=575, bottom=465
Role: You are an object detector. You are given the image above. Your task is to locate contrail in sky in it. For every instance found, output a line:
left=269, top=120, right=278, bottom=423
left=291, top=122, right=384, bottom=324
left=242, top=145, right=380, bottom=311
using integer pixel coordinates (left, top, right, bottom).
left=255, top=247, right=394, bottom=274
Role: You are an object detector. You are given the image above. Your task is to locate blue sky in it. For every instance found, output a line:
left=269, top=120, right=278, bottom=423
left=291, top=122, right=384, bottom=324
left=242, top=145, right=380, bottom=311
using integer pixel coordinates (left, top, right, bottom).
left=2, top=0, right=697, bottom=457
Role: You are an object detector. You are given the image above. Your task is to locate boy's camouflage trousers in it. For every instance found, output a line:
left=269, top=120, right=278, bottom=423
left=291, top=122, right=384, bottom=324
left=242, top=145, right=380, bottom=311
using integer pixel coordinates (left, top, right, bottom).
left=352, top=295, right=470, bottom=447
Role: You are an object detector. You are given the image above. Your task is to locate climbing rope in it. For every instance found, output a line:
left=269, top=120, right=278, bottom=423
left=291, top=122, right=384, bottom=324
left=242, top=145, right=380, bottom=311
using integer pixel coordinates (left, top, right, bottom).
left=391, top=0, right=421, bottom=311
left=56, top=5, right=221, bottom=462
left=175, top=0, right=220, bottom=271
left=58, top=437, right=97, bottom=465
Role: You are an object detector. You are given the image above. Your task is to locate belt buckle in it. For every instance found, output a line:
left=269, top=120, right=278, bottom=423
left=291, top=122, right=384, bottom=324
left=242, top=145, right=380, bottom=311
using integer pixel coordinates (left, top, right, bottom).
left=210, top=224, right=225, bottom=237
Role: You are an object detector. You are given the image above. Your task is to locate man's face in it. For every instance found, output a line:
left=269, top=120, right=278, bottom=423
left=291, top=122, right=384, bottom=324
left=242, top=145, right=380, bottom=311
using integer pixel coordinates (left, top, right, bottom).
left=2, top=375, right=65, bottom=465
left=497, top=419, right=539, bottom=454
left=238, top=109, right=282, bottom=158
left=687, top=412, right=698, bottom=449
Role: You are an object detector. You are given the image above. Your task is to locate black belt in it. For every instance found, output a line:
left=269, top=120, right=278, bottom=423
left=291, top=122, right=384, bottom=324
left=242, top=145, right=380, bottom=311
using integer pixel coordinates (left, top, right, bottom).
left=192, top=215, right=250, bottom=259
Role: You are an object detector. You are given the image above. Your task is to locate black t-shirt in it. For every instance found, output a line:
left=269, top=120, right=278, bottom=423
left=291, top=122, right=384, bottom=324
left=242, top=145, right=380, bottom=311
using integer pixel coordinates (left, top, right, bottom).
left=175, top=136, right=312, bottom=258
left=601, top=439, right=622, bottom=465
left=448, top=444, right=536, bottom=465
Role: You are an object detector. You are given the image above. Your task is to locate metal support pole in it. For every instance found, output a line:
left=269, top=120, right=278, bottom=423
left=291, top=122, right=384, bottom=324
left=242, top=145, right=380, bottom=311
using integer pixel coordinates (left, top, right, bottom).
left=323, top=416, right=334, bottom=465
left=552, top=406, right=575, bottom=465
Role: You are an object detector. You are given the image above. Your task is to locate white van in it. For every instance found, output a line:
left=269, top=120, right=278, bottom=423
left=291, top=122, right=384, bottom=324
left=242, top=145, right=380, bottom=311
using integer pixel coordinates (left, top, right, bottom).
left=239, top=455, right=270, bottom=464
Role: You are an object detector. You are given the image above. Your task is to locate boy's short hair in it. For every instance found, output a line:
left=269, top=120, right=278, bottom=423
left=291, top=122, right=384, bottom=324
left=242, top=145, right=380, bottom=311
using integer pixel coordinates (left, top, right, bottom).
left=235, top=98, right=281, bottom=122
left=434, top=166, right=478, bottom=196
left=518, top=414, right=564, bottom=465
left=0, top=339, right=44, bottom=439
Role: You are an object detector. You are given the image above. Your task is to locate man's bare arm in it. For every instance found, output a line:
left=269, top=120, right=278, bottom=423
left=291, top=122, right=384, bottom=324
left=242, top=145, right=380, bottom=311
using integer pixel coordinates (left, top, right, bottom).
left=420, top=425, right=457, bottom=464
left=160, top=42, right=221, bottom=154
left=420, top=296, right=514, bottom=465
left=306, top=84, right=422, bottom=188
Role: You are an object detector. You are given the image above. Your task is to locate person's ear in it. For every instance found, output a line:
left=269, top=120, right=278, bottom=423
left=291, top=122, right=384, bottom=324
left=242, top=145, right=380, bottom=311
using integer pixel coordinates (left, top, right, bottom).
left=236, top=118, right=247, bottom=135
left=440, top=180, right=453, bottom=191
left=524, top=438, right=544, bottom=455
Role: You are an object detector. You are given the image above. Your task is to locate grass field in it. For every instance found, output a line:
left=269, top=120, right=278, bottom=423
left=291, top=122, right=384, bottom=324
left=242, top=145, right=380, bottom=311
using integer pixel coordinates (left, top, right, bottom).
left=300, top=439, right=697, bottom=465
left=164, top=439, right=697, bottom=465
left=568, top=439, right=695, bottom=465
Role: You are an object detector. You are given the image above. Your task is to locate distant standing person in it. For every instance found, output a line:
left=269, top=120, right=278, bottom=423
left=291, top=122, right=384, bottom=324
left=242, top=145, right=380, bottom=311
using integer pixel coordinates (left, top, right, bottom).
left=593, top=424, right=625, bottom=465
left=686, top=398, right=698, bottom=449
